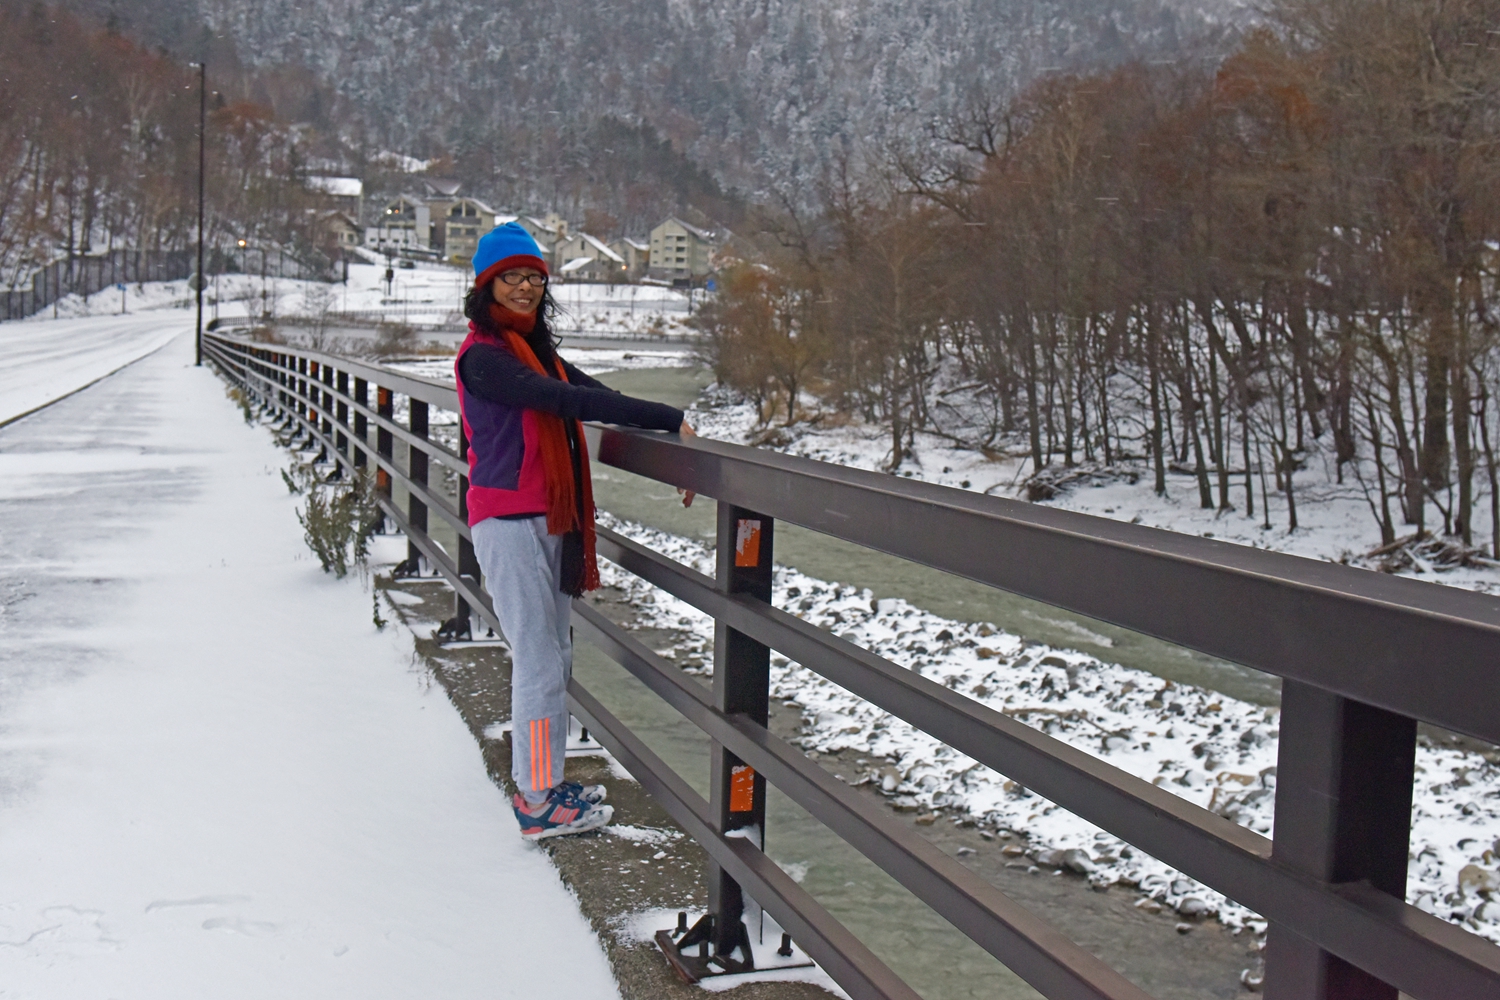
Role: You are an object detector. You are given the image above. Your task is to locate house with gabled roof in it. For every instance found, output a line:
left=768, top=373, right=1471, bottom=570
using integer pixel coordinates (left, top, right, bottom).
left=366, top=194, right=428, bottom=251
left=553, top=232, right=626, bottom=282
left=609, top=237, right=649, bottom=281
left=318, top=210, right=363, bottom=251
left=649, top=217, right=718, bottom=283
left=307, top=176, right=365, bottom=223
left=516, top=216, right=561, bottom=258
left=440, top=198, right=502, bottom=264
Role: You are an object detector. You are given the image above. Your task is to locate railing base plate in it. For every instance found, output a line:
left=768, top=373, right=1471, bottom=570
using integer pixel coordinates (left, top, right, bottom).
left=655, top=913, right=814, bottom=984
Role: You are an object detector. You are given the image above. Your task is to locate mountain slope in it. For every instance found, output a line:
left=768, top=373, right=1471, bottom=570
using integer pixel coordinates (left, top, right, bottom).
left=91, top=0, right=1251, bottom=221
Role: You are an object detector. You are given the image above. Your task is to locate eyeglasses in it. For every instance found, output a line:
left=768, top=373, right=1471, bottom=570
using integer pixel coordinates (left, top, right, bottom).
left=498, top=271, right=548, bottom=288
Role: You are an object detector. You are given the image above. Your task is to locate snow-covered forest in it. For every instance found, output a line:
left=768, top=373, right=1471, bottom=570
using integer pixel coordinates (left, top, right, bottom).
left=0, top=3, right=358, bottom=287
left=697, top=0, right=1500, bottom=558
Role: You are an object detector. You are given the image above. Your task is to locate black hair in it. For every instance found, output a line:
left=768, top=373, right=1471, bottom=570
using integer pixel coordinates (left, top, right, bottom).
left=463, top=278, right=561, bottom=368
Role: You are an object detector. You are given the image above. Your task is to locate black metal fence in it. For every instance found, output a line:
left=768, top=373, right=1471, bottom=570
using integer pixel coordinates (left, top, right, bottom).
left=214, top=246, right=342, bottom=285
left=202, top=330, right=1500, bottom=1000
left=2, top=246, right=341, bottom=321
left=2, top=249, right=193, bottom=321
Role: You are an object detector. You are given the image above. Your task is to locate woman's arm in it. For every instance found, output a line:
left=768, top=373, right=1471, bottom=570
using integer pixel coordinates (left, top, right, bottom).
left=560, top=357, right=609, bottom=391
left=459, top=344, right=684, bottom=431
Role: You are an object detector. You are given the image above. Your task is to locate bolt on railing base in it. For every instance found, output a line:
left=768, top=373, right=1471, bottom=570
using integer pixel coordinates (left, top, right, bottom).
left=655, top=910, right=813, bottom=984
left=433, top=614, right=472, bottom=643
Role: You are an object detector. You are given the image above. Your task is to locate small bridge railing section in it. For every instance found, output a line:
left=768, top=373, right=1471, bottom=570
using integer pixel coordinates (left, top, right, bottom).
left=203, top=330, right=1500, bottom=1000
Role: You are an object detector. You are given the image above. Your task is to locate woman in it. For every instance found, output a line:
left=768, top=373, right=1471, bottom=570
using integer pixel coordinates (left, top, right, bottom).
left=456, top=221, right=692, bottom=840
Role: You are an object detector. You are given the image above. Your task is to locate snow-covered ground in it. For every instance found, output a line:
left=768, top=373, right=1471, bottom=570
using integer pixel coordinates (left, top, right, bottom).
left=210, top=262, right=693, bottom=337
left=34, top=279, right=200, bottom=321
left=0, top=311, right=191, bottom=425
left=222, top=261, right=471, bottom=328
left=548, top=282, right=697, bottom=338
left=0, top=318, right=620, bottom=997
left=33, top=266, right=697, bottom=339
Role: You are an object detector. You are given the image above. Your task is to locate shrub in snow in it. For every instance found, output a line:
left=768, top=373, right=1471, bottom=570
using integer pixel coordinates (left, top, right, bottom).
left=282, top=462, right=381, bottom=578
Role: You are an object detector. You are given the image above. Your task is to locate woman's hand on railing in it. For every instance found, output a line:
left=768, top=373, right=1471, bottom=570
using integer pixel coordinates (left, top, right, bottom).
left=677, top=421, right=697, bottom=507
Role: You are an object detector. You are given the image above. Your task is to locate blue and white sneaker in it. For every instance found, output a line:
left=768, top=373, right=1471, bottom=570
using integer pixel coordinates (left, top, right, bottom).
left=556, top=780, right=607, bottom=805
left=513, top=787, right=613, bottom=840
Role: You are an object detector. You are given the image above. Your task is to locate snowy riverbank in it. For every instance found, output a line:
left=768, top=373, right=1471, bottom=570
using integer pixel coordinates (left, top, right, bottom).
left=689, top=390, right=1500, bottom=597
left=595, top=511, right=1500, bottom=948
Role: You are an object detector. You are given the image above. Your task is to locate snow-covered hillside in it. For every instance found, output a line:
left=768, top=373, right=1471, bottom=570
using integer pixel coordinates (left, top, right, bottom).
left=99, top=0, right=1252, bottom=213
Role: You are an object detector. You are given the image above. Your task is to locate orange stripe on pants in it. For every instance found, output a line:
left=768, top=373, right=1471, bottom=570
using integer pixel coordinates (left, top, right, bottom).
left=542, top=717, right=552, bottom=792
left=530, top=719, right=541, bottom=792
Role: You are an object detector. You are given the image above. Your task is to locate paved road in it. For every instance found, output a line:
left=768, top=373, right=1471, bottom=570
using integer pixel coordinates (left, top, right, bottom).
left=0, top=310, right=191, bottom=426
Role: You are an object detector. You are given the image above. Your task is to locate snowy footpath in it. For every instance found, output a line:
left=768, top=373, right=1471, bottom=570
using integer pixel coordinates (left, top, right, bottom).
left=0, top=318, right=620, bottom=998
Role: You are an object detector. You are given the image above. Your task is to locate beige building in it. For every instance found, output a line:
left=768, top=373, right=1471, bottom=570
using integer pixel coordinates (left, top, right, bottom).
left=517, top=216, right=561, bottom=261
left=649, top=218, right=717, bottom=282
left=609, top=238, right=650, bottom=281
left=554, top=232, right=626, bottom=281
left=440, top=198, right=501, bottom=264
left=319, top=210, right=363, bottom=251
left=365, top=195, right=427, bottom=251
left=365, top=183, right=503, bottom=262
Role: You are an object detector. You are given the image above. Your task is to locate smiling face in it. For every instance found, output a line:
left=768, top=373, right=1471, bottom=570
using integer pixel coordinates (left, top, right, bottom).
left=491, top=267, right=546, bottom=315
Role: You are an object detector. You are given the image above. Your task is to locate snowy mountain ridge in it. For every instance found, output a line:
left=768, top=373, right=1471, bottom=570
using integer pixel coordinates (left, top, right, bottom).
left=96, top=0, right=1252, bottom=213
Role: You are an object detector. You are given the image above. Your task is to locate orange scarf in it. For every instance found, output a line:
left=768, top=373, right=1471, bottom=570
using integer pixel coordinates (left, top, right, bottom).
left=489, top=304, right=599, bottom=593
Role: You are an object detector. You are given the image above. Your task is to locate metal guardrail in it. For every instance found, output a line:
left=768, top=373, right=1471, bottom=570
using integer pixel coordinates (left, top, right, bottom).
left=203, top=330, right=1500, bottom=1000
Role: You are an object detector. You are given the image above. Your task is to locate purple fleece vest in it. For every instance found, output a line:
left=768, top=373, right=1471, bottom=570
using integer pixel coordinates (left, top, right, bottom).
left=456, top=324, right=549, bottom=525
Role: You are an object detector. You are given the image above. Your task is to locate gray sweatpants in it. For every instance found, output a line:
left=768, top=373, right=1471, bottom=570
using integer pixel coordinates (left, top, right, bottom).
left=472, top=516, right=573, bottom=804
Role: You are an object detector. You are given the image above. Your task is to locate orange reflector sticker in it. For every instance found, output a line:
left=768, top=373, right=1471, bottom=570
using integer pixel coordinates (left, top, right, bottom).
left=730, top=764, right=756, bottom=812
left=734, top=519, right=762, bottom=567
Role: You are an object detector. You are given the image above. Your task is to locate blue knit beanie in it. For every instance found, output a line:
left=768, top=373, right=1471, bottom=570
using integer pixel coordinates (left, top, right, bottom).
left=473, top=221, right=548, bottom=287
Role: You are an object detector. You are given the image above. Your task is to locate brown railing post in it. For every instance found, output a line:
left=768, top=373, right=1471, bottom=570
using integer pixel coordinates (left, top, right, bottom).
left=320, top=362, right=334, bottom=439
left=398, top=397, right=429, bottom=576
left=335, top=369, right=350, bottom=455
left=297, top=357, right=309, bottom=429
left=283, top=352, right=294, bottom=420
left=352, top=377, right=368, bottom=469
left=376, top=386, right=393, bottom=498
left=440, top=425, right=480, bottom=641
left=1262, top=680, right=1417, bottom=1000
left=707, top=502, right=774, bottom=961
left=306, top=361, right=326, bottom=461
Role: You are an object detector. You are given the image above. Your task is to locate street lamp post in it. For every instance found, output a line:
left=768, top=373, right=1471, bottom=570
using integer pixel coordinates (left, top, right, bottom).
left=194, top=60, right=206, bottom=366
